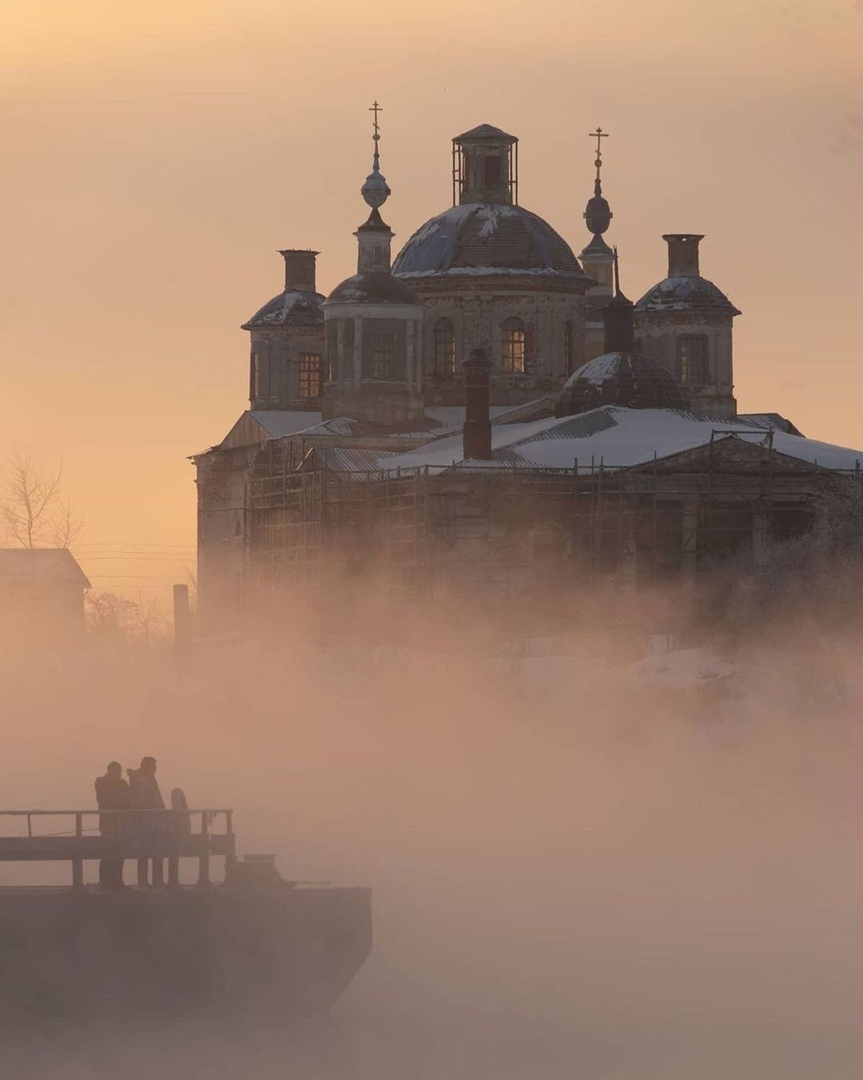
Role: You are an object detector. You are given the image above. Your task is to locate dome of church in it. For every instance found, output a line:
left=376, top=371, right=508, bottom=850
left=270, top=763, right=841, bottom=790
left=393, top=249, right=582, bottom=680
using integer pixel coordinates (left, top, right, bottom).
left=555, top=351, right=687, bottom=418
left=326, top=271, right=422, bottom=306
left=242, top=289, right=324, bottom=330
left=635, top=274, right=740, bottom=314
left=392, top=204, right=584, bottom=277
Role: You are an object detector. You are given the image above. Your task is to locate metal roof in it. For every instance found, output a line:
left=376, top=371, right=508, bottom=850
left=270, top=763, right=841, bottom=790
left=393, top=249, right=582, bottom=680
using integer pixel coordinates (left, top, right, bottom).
left=378, top=407, right=863, bottom=475
left=393, top=203, right=586, bottom=277
left=454, top=124, right=517, bottom=143
left=555, top=352, right=687, bottom=417
left=634, top=275, right=741, bottom=315
left=242, top=289, right=324, bottom=329
left=326, top=272, right=422, bottom=306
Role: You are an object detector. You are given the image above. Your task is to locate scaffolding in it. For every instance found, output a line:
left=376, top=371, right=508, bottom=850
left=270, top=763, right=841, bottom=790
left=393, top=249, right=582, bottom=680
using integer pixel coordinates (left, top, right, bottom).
left=244, top=449, right=863, bottom=606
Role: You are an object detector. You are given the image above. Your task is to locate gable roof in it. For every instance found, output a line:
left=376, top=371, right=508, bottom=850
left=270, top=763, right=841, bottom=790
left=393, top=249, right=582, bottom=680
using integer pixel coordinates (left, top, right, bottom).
left=0, top=548, right=91, bottom=589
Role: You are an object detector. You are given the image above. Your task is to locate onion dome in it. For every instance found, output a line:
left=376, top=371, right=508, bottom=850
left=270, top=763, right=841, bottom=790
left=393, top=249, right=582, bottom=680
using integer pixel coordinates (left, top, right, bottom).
left=581, top=127, right=613, bottom=262
left=361, top=102, right=391, bottom=210
left=584, top=190, right=612, bottom=237
left=393, top=203, right=586, bottom=277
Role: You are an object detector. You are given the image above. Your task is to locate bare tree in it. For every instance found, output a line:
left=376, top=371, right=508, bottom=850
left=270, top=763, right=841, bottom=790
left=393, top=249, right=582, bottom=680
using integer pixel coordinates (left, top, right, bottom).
left=0, top=450, right=82, bottom=548
left=86, top=592, right=141, bottom=641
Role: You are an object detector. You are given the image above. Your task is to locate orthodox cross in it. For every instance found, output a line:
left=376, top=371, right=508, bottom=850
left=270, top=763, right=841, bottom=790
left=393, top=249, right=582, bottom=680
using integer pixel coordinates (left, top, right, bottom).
left=590, top=126, right=609, bottom=182
left=370, top=100, right=382, bottom=170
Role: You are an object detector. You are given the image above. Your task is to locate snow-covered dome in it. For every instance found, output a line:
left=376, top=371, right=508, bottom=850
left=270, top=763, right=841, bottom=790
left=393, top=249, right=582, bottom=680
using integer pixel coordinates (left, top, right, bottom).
left=242, top=289, right=324, bottom=329
left=392, top=203, right=586, bottom=278
left=326, top=271, right=422, bottom=306
left=555, top=351, right=687, bottom=418
left=635, top=274, right=740, bottom=315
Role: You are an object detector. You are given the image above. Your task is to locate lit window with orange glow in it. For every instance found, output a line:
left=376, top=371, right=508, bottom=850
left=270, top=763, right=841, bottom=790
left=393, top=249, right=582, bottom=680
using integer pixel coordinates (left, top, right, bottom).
left=501, top=317, right=526, bottom=374
left=298, top=353, right=322, bottom=399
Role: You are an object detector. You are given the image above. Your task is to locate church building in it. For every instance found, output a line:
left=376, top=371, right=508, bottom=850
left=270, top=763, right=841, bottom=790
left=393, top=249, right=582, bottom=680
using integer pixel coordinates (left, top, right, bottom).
left=192, top=111, right=862, bottom=630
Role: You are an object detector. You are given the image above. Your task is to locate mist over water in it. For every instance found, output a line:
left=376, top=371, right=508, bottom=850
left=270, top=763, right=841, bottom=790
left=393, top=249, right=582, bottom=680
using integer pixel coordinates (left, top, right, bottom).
left=3, top=593, right=863, bottom=1079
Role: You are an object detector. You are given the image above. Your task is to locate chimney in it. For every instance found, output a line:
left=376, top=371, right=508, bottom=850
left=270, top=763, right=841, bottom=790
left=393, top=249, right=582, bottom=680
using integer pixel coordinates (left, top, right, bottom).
left=280, top=249, right=319, bottom=293
left=663, top=233, right=703, bottom=278
left=603, top=294, right=636, bottom=353
left=462, top=347, right=493, bottom=461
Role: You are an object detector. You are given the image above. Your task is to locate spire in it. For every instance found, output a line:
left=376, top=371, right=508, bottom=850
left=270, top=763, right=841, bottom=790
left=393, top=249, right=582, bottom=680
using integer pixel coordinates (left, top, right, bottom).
left=583, top=126, right=613, bottom=244
left=592, top=126, right=608, bottom=197
left=603, top=246, right=636, bottom=353
left=356, top=101, right=394, bottom=274
left=360, top=100, right=391, bottom=211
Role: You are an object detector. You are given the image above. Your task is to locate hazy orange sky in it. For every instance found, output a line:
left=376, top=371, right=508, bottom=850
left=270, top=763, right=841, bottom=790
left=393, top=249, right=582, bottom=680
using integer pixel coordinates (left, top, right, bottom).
left=2, top=0, right=862, bottom=604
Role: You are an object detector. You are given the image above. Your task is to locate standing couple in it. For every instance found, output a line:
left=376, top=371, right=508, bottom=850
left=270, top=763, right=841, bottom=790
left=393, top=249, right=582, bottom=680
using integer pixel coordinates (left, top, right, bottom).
left=94, top=756, right=165, bottom=890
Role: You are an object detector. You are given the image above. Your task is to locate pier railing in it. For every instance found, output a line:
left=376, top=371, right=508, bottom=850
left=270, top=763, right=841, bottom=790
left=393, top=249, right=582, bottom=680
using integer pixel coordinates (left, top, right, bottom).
left=0, top=809, right=235, bottom=888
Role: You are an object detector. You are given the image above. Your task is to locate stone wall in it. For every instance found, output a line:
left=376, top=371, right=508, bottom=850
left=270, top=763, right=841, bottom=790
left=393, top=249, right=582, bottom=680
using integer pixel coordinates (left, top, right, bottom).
left=405, top=274, right=586, bottom=406
left=249, top=324, right=325, bottom=410
left=635, top=311, right=736, bottom=418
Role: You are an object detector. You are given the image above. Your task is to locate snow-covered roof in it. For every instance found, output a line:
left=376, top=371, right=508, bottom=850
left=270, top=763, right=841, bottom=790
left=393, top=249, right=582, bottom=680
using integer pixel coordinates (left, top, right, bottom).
left=424, top=404, right=528, bottom=433
left=378, top=407, right=863, bottom=474
left=326, top=272, right=422, bottom=306
left=242, top=289, right=324, bottom=329
left=635, top=275, right=740, bottom=315
left=392, top=203, right=587, bottom=278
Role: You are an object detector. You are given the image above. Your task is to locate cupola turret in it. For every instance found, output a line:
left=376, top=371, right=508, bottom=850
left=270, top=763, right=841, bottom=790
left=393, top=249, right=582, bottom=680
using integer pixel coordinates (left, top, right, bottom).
left=580, top=127, right=615, bottom=363
left=635, top=234, right=741, bottom=418
left=322, top=103, right=425, bottom=429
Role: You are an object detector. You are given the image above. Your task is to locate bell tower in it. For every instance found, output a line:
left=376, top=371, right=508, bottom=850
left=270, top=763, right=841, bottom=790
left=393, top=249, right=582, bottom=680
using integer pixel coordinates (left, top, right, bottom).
left=452, top=124, right=518, bottom=206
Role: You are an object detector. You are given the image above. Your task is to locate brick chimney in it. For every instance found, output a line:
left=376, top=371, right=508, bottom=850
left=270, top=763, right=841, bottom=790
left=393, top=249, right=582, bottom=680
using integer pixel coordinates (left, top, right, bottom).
left=279, top=249, right=319, bottom=292
left=462, top=347, right=493, bottom=461
left=663, top=234, right=703, bottom=277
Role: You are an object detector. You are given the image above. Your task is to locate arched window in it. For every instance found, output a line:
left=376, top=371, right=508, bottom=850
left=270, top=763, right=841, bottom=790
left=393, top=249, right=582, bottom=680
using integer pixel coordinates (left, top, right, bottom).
left=501, top=317, right=526, bottom=374
left=433, top=319, right=456, bottom=377
left=676, top=335, right=709, bottom=385
left=563, top=320, right=574, bottom=376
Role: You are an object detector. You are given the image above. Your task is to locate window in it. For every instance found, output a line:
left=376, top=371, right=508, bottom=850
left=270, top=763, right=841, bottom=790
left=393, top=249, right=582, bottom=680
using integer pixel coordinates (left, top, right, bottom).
left=484, top=154, right=502, bottom=187
left=676, top=335, right=709, bottom=385
left=563, top=320, right=574, bottom=376
left=501, top=317, right=526, bottom=374
left=298, top=352, right=322, bottom=399
left=433, top=319, right=456, bottom=377
left=250, top=351, right=260, bottom=401
left=371, top=332, right=396, bottom=380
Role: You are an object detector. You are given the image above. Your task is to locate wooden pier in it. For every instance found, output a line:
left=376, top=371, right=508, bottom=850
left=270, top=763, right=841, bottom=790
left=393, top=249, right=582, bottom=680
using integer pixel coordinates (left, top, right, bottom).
left=0, top=808, right=235, bottom=888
